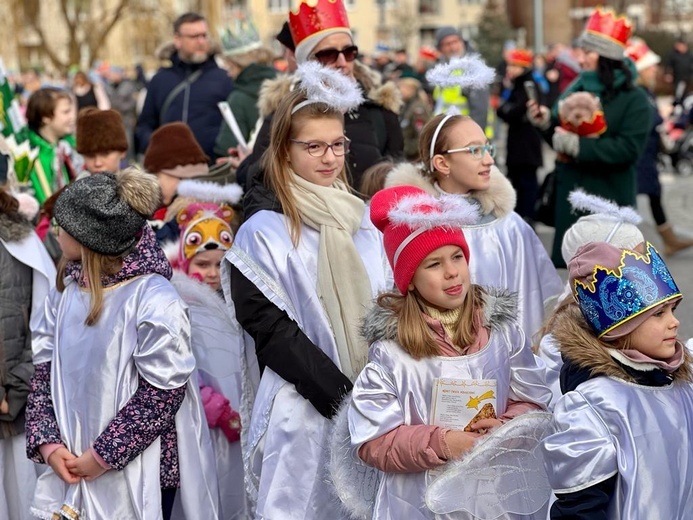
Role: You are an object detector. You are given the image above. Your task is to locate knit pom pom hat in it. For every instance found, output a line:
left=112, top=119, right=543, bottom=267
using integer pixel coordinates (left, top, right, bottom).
left=370, top=185, right=478, bottom=293
left=143, top=122, right=209, bottom=178
left=54, top=166, right=162, bottom=256
left=75, top=108, right=128, bottom=155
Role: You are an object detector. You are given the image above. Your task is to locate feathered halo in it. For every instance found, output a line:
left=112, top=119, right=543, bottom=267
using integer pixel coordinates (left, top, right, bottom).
left=177, top=179, right=244, bottom=205
left=292, top=61, right=364, bottom=114
left=425, top=54, right=496, bottom=91
left=388, top=192, right=480, bottom=230
left=568, top=189, right=642, bottom=224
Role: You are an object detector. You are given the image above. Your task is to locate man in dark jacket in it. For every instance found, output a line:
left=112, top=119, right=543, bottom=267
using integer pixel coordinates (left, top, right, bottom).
left=664, top=38, right=693, bottom=107
left=135, top=12, right=233, bottom=162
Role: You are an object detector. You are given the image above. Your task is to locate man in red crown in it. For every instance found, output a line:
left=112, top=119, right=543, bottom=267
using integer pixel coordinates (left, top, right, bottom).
left=527, top=7, right=651, bottom=268
left=234, top=0, right=403, bottom=194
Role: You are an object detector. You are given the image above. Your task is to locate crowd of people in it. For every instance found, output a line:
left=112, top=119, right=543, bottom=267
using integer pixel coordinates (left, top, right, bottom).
left=1, top=2, right=693, bottom=519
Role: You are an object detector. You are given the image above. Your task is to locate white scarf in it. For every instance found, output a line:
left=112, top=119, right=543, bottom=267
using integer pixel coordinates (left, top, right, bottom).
left=289, top=173, right=372, bottom=379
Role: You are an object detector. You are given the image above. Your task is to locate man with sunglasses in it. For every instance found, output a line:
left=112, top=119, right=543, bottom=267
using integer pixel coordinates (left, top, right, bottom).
left=136, top=12, right=233, bottom=163
left=235, top=0, right=403, bottom=195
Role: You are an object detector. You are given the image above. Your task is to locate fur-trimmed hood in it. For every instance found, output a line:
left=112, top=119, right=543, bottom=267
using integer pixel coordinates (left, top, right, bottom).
left=384, top=162, right=516, bottom=220
left=0, top=210, right=34, bottom=243
left=361, top=287, right=518, bottom=346
left=257, top=61, right=402, bottom=118
left=552, top=302, right=693, bottom=384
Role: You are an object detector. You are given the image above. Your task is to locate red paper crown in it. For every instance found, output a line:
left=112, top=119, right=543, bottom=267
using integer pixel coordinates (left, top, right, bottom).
left=584, top=7, right=633, bottom=47
left=561, top=111, right=608, bottom=137
left=507, top=49, right=533, bottom=68
left=289, top=0, right=350, bottom=48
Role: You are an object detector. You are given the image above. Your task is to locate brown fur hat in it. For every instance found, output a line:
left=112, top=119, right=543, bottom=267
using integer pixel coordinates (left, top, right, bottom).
left=76, top=108, right=128, bottom=155
left=143, top=123, right=209, bottom=178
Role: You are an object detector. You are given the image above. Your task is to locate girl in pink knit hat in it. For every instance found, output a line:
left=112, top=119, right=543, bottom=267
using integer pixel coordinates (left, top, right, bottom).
left=333, top=184, right=552, bottom=520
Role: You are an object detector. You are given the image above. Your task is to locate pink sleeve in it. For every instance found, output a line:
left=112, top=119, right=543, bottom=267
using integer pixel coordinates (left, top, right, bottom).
left=357, top=424, right=451, bottom=473
left=39, top=443, right=63, bottom=464
left=498, top=399, right=543, bottom=423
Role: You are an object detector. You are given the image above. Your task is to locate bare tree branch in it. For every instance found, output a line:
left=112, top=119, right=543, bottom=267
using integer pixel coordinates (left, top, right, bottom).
left=87, top=0, right=131, bottom=62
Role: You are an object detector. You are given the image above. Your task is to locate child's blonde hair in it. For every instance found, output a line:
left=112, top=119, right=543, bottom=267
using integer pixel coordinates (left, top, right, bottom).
left=359, top=160, right=393, bottom=200
left=377, top=285, right=484, bottom=359
left=57, top=249, right=125, bottom=326
left=261, top=89, right=348, bottom=246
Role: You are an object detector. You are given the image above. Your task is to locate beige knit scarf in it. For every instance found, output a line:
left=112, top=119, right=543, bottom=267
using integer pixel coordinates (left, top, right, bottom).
left=289, top=173, right=372, bottom=379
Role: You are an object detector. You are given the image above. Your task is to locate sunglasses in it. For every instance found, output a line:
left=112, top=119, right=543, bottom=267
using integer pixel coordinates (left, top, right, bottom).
left=313, top=45, right=359, bottom=65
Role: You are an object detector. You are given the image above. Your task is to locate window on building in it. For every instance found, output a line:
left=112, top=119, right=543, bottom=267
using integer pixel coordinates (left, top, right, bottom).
left=268, top=0, right=291, bottom=13
left=419, top=0, right=440, bottom=15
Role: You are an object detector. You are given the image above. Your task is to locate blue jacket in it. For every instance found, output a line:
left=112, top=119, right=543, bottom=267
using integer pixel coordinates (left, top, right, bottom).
left=136, top=50, right=233, bottom=161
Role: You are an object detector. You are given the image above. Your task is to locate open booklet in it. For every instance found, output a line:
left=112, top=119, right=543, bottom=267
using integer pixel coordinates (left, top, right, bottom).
left=430, top=378, right=497, bottom=432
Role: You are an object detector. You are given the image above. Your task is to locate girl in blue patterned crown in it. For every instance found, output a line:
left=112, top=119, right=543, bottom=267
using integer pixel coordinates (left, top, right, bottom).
left=542, top=240, right=693, bottom=518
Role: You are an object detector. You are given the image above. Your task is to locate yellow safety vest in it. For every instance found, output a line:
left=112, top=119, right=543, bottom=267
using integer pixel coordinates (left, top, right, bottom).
left=433, top=85, right=495, bottom=140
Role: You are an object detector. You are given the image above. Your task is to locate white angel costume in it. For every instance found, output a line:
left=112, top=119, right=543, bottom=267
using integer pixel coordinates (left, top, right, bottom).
left=386, top=164, right=563, bottom=339
left=30, top=275, right=219, bottom=520
left=169, top=271, right=246, bottom=519
left=345, top=290, right=552, bottom=519
left=222, top=206, right=391, bottom=519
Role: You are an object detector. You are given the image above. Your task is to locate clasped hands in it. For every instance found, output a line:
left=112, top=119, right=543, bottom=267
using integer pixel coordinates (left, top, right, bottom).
left=444, top=417, right=502, bottom=459
left=48, top=446, right=109, bottom=484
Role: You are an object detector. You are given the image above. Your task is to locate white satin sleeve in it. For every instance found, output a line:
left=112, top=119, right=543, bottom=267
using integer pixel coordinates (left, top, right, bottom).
left=541, top=390, right=618, bottom=493
left=536, top=333, right=563, bottom=410
left=135, top=278, right=196, bottom=390
left=348, top=344, right=403, bottom=451
left=31, top=285, right=62, bottom=364
left=506, top=322, right=552, bottom=409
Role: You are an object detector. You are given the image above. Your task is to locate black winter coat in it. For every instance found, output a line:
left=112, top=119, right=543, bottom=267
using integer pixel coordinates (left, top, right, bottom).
left=135, top=51, right=233, bottom=161
left=496, top=70, right=543, bottom=168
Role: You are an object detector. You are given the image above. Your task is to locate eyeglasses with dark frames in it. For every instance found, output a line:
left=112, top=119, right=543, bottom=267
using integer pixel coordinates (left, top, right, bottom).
left=443, top=144, right=496, bottom=160
left=312, top=45, right=359, bottom=66
left=290, top=138, right=351, bottom=157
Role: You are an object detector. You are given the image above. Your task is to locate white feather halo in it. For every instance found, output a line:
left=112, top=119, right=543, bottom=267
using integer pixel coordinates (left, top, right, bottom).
left=568, top=189, right=642, bottom=225
left=425, top=54, right=496, bottom=91
left=389, top=192, right=480, bottom=230
left=177, top=179, right=244, bottom=205
left=294, top=61, right=364, bottom=114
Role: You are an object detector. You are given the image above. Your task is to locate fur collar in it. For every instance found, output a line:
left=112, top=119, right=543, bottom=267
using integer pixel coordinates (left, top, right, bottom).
left=257, top=61, right=402, bottom=118
left=552, top=302, right=693, bottom=384
left=361, top=287, right=517, bottom=345
left=0, top=211, right=33, bottom=242
left=385, top=162, right=516, bottom=219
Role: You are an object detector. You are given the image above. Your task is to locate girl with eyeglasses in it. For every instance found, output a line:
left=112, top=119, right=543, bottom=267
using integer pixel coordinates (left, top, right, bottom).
left=387, top=114, right=563, bottom=341
left=223, top=87, right=392, bottom=519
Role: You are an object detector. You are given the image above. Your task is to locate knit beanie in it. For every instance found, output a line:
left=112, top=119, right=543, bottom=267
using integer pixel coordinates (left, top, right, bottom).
left=370, top=185, right=478, bottom=293
left=54, top=167, right=162, bottom=256
left=625, top=37, right=661, bottom=72
left=435, top=26, right=462, bottom=50
left=289, top=0, right=352, bottom=64
left=75, top=108, right=128, bottom=155
left=143, top=123, right=209, bottom=178
left=561, top=214, right=644, bottom=266
left=579, top=7, right=632, bottom=61
left=569, top=241, right=682, bottom=340
left=176, top=202, right=235, bottom=273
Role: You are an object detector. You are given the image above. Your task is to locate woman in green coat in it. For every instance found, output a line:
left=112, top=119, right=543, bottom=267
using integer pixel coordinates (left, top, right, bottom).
left=528, top=8, right=651, bottom=267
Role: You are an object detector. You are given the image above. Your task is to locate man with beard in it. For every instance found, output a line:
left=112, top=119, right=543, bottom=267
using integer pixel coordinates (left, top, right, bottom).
left=135, top=12, right=233, bottom=162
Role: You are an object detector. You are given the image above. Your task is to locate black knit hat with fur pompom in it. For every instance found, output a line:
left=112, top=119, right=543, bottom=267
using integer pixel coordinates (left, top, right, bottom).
left=54, top=167, right=161, bottom=255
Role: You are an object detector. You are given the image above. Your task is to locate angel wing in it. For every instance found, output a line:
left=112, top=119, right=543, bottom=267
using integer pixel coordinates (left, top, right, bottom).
left=425, top=412, right=553, bottom=519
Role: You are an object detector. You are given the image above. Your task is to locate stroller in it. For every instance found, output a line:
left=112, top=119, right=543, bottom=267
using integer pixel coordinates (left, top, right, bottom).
left=659, top=93, right=693, bottom=176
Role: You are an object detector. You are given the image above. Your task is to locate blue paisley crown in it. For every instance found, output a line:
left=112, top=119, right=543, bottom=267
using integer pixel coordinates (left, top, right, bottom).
left=573, top=242, right=681, bottom=337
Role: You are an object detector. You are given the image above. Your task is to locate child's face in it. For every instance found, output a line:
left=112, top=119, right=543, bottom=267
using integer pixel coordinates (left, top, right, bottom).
left=57, top=228, right=82, bottom=261
left=408, top=245, right=470, bottom=311
left=628, top=301, right=680, bottom=360
left=289, top=117, right=345, bottom=188
left=188, top=249, right=224, bottom=291
left=83, top=151, right=125, bottom=174
left=43, top=98, right=75, bottom=138
left=156, top=172, right=180, bottom=206
left=435, top=119, right=494, bottom=195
